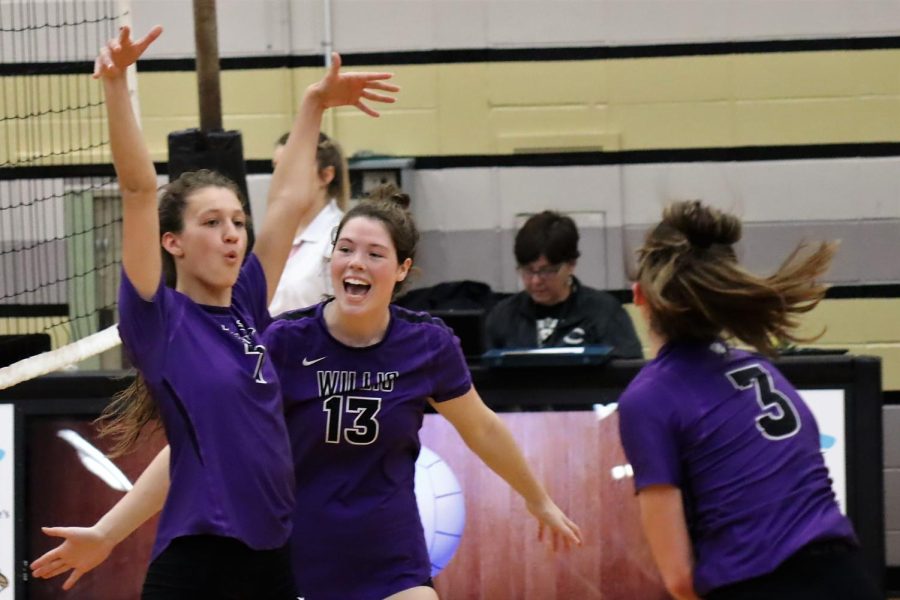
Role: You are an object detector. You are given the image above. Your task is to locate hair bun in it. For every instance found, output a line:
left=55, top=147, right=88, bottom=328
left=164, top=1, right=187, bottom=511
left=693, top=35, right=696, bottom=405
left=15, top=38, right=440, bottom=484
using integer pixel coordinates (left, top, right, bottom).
left=365, top=182, right=410, bottom=210
left=664, top=200, right=741, bottom=248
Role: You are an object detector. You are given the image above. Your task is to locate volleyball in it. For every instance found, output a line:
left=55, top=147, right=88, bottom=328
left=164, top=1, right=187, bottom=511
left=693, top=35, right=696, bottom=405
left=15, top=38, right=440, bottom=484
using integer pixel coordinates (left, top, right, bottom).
left=414, top=445, right=466, bottom=576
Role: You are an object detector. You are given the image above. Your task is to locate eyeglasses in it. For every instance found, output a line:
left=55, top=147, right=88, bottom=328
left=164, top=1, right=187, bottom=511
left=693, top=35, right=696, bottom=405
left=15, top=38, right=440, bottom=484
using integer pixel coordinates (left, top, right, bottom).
left=517, top=264, right=564, bottom=280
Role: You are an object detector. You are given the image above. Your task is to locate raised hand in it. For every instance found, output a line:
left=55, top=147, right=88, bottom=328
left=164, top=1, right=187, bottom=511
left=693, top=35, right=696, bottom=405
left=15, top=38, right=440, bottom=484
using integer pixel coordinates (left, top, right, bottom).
left=30, top=526, right=116, bottom=590
left=93, top=25, right=163, bottom=80
left=310, top=52, right=399, bottom=117
left=528, top=498, right=584, bottom=551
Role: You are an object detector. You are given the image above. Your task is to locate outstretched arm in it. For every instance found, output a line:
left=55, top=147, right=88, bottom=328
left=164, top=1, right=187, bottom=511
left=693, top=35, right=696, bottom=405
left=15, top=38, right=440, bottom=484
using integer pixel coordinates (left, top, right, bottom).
left=95, top=25, right=164, bottom=300
left=254, top=53, right=398, bottom=304
left=30, top=446, right=171, bottom=590
left=637, top=485, right=701, bottom=600
left=430, top=389, right=583, bottom=550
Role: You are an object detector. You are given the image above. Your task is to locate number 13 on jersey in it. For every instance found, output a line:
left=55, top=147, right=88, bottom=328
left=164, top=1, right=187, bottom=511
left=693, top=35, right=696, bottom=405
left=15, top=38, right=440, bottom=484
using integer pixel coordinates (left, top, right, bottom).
left=323, top=395, right=382, bottom=445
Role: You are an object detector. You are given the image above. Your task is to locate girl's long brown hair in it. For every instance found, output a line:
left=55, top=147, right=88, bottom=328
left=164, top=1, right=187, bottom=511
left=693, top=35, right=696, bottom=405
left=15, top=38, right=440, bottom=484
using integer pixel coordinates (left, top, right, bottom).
left=96, top=374, right=157, bottom=457
left=96, top=170, right=244, bottom=456
left=636, top=200, right=837, bottom=357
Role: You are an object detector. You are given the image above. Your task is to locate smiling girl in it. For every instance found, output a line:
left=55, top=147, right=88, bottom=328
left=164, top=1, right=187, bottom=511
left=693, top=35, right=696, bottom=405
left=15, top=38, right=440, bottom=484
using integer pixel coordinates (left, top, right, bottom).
left=265, top=186, right=582, bottom=599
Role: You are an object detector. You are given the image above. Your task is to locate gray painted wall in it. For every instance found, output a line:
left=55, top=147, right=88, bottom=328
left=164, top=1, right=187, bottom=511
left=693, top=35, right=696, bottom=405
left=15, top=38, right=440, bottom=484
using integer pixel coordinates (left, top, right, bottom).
left=404, top=160, right=900, bottom=292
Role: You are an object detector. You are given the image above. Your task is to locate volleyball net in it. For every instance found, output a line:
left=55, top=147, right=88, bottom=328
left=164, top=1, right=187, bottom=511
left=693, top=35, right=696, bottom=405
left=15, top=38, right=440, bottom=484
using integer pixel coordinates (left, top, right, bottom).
left=1, top=0, right=131, bottom=384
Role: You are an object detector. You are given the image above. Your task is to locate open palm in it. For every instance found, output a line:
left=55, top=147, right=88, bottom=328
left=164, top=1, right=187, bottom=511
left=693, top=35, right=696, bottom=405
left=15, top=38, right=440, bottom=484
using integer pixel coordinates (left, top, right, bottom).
left=312, top=53, right=399, bottom=117
left=93, top=25, right=163, bottom=79
left=30, top=526, right=115, bottom=590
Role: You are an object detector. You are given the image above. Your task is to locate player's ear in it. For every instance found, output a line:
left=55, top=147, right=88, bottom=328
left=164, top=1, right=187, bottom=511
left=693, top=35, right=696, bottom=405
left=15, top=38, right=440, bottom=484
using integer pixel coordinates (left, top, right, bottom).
left=396, top=258, right=412, bottom=282
left=632, top=282, right=645, bottom=306
left=318, top=165, right=336, bottom=187
left=161, top=231, right=184, bottom=257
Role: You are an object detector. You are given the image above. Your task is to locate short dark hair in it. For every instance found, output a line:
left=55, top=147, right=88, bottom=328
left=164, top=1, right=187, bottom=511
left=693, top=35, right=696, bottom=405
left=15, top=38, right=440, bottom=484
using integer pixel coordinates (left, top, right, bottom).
left=514, top=210, right=580, bottom=266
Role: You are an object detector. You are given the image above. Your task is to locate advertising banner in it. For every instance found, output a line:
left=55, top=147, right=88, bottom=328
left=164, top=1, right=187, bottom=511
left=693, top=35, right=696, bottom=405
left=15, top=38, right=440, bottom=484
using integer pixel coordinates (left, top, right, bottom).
left=0, top=403, right=14, bottom=597
left=799, top=389, right=847, bottom=512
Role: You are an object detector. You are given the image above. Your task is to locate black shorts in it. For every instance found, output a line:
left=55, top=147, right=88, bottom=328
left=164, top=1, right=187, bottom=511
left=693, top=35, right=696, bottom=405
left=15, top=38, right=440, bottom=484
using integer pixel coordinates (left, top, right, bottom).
left=705, top=539, right=880, bottom=600
left=142, top=535, right=297, bottom=600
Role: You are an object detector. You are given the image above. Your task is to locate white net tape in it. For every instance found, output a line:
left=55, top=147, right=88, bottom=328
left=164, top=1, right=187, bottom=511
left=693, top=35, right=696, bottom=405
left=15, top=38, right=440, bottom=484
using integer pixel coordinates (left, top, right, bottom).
left=0, top=325, right=122, bottom=390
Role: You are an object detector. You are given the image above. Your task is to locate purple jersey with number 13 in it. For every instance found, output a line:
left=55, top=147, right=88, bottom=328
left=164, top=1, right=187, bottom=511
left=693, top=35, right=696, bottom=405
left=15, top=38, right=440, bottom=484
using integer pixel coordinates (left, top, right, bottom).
left=265, top=301, right=472, bottom=600
left=618, top=340, right=856, bottom=595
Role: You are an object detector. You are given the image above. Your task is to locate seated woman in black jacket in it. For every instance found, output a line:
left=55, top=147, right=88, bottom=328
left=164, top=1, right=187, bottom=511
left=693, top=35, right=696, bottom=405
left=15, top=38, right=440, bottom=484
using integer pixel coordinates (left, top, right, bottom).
left=485, top=211, right=642, bottom=358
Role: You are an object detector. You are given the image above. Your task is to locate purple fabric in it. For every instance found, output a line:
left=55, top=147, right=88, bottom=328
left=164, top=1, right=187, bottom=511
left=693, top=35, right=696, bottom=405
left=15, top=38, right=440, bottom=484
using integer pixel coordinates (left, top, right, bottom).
left=618, top=340, right=856, bottom=595
left=117, top=255, right=294, bottom=558
left=266, top=302, right=472, bottom=600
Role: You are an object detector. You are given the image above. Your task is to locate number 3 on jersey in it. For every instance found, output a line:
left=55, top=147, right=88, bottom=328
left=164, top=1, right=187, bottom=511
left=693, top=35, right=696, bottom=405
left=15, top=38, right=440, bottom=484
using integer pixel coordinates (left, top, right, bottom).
left=727, top=364, right=801, bottom=440
left=323, top=395, right=382, bottom=445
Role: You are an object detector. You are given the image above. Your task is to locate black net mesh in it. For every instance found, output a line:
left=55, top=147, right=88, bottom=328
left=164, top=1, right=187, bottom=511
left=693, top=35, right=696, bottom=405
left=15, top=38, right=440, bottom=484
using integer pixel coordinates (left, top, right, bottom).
left=0, top=1, right=126, bottom=367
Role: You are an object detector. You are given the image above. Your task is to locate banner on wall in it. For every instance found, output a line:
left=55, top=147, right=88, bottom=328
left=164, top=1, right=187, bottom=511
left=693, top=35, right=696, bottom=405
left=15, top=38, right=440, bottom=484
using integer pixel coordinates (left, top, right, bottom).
left=0, top=403, right=13, bottom=596
left=799, top=389, right=847, bottom=513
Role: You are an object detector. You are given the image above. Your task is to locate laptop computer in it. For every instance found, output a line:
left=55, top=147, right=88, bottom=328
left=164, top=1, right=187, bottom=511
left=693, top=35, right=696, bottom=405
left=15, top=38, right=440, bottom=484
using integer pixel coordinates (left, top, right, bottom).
left=481, top=345, right=615, bottom=367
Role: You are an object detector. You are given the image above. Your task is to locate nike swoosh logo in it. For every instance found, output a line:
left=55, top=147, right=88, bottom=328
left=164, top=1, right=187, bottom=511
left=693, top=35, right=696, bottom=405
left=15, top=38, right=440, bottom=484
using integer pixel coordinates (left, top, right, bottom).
left=302, top=356, right=327, bottom=366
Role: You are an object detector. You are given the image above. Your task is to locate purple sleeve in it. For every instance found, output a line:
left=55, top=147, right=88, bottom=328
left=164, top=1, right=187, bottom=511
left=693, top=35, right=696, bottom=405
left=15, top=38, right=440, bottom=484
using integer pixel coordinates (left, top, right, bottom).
left=234, top=254, right=273, bottom=333
left=428, top=323, right=473, bottom=402
left=117, top=270, right=169, bottom=382
left=617, top=373, right=684, bottom=491
left=262, top=319, right=287, bottom=376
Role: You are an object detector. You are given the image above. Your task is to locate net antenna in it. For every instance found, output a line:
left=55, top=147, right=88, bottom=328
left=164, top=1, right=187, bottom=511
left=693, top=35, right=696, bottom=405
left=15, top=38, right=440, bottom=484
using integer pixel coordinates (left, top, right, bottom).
left=0, top=0, right=135, bottom=386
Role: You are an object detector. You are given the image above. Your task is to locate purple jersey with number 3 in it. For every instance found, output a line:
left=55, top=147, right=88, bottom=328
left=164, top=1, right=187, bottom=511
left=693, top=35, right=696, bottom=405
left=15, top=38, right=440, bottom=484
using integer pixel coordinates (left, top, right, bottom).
left=265, top=301, right=472, bottom=600
left=618, top=340, right=855, bottom=595
left=117, top=255, right=294, bottom=559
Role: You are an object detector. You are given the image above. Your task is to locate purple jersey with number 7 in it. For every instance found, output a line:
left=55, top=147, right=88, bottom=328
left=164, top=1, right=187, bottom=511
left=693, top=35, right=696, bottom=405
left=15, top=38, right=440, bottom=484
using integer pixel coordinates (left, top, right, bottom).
left=265, top=301, right=472, bottom=600
left=618, top=340, right=856, bottom=595
left=117, top=255, right=294, bottom=559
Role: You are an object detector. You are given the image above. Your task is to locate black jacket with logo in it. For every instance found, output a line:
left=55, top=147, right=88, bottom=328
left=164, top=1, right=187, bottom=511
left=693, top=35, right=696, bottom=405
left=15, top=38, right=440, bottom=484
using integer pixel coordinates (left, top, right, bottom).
left=484, top=278, right=643, bottom=358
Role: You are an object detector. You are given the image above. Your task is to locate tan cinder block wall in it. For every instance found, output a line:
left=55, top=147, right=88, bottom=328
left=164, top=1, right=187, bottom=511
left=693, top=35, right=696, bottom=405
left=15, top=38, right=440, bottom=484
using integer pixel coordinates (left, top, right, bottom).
left=131, top=49, right=900, bottom=162
left=624, top=299, right=900, bottom=391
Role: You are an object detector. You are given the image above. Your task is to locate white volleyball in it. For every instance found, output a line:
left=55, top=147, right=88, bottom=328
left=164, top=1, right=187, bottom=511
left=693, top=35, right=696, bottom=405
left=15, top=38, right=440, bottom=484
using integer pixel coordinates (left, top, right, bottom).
left=414, top=445, right=466, bottom=576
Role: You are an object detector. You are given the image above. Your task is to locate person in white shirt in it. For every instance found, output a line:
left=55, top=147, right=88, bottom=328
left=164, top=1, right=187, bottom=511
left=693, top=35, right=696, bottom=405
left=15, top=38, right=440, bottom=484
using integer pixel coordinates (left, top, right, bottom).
left=268, top=131, right=349, bottom=315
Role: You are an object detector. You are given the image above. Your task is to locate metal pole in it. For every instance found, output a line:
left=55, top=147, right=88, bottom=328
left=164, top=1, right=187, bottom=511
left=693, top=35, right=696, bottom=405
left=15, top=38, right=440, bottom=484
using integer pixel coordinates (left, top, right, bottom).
left=322, top=0, right=335, bottom=134
left=193, top=0, right=222, bottom=131
left=322, top=0, right=333, bottom=68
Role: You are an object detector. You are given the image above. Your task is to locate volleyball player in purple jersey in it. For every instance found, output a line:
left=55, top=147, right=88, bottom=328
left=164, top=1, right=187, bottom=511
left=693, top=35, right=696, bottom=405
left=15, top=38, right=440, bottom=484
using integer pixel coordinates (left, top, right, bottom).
left=265, top=186, right=581, bottom=600
left=618, top=201, right=879, bottom=600
left=33, top=187, right=582, bottom=600
left=29, top=26, right=397, bottom=599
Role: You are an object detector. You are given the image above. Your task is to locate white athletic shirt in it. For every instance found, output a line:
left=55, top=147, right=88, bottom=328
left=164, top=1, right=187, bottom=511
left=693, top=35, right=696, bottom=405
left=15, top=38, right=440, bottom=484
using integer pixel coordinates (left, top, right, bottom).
left=268, top=199, right=343, bottom=316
